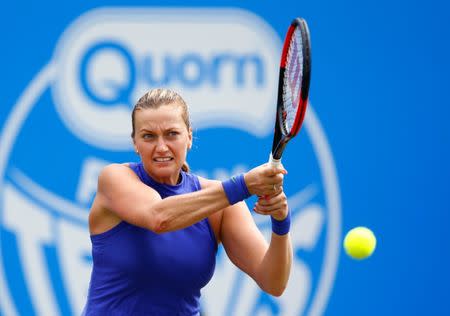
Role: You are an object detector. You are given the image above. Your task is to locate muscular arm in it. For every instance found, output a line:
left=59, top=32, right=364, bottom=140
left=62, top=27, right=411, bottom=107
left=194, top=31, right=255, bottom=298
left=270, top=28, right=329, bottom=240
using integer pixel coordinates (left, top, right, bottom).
left=97, top=164, right=232, bottom=233
left=220, top=192, right=292, bottom=297
left=95, top=163, right=283, bottom=234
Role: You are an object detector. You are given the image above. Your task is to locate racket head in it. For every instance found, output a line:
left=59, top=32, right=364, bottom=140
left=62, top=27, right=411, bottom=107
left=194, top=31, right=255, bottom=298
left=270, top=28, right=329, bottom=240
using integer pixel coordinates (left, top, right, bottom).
left=271, top=18, right=311, bottom=160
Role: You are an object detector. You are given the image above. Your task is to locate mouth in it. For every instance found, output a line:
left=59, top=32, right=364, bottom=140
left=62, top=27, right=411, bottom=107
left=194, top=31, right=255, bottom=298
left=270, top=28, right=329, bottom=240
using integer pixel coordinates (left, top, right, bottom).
left=153, top=157, right=174, bottom=163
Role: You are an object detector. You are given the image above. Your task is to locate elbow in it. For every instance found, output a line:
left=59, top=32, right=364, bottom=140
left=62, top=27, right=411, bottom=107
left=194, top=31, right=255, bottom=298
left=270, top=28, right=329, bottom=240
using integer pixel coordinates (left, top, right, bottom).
left=150, top=210, right=171, bottom=234
left=259, top=280, right=288, bottom=297
left=264, top=284, right=287, bottom=297
left=152, top=222, right=168, bottom=234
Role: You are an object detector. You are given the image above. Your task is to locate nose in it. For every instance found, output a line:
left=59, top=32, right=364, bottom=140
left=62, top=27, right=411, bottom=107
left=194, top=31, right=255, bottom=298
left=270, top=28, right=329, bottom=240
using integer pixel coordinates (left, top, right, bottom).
left=155, top=137, right=169, bottom=152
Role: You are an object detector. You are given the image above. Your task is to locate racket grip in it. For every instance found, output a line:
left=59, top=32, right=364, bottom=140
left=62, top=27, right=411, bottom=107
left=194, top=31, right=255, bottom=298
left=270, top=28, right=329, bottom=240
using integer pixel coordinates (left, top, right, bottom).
left=263, top=153, right=282, bottom=201
left=268, top=153, right=282, bottom=167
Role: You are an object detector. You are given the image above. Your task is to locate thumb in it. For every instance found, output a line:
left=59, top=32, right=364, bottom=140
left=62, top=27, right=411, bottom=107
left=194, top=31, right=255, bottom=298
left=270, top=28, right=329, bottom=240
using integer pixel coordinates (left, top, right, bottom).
left=267, top=165, right=287, bottom=175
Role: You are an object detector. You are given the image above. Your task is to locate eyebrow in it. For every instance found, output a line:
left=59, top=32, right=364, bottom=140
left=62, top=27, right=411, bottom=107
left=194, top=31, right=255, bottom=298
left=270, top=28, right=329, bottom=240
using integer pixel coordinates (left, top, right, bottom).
left=139, top=126, right=182, bottom=133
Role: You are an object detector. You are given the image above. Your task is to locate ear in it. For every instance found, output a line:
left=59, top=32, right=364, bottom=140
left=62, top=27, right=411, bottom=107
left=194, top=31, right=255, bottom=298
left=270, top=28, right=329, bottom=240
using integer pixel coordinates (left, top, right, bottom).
left=133, top=140, right=139, bottom=155
left=187, top=128, right=193, bottom=150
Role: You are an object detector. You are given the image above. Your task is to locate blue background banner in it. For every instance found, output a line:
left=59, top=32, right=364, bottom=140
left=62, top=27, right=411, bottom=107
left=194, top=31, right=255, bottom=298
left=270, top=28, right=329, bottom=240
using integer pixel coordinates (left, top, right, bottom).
left=1, top=1, right=449, bottom=315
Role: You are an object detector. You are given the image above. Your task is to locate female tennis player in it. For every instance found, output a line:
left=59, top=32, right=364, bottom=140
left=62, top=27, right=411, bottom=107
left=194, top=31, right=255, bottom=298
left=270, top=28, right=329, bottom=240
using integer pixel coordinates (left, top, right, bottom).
left=83, top=88, right=292, bottom=316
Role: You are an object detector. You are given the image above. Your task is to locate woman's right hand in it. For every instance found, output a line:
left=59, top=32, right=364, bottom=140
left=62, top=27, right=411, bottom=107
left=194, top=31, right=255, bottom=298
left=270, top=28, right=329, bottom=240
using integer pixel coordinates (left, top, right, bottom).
left=244, top=163, right=287, bottom=197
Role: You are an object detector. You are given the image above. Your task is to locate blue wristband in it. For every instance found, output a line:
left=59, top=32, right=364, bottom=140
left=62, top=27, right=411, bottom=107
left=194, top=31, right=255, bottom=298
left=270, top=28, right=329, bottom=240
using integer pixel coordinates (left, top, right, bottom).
left=222, top=174, right=251, bottom=205
left=271, top=211, right=291, bottom=236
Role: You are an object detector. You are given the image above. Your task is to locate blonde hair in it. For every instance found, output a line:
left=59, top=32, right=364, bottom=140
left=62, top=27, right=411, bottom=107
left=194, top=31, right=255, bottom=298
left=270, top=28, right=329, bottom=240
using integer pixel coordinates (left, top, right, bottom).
left=131, top=88, right=191, bottom=172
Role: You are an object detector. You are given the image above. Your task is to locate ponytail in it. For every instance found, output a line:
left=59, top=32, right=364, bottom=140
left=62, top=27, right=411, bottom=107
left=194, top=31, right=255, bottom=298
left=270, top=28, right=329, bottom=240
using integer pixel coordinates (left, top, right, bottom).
left=182, top=161, right=190, bottom=173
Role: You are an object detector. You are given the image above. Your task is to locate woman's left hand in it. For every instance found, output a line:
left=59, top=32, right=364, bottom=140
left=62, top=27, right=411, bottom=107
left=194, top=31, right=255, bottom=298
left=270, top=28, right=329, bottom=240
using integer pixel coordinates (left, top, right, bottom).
left=253, top=188, right=288, bottom=220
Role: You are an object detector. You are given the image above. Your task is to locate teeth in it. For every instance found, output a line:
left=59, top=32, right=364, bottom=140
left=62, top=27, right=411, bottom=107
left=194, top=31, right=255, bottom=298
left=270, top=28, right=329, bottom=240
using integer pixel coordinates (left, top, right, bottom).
left=154, top=157, right=172, bottom=162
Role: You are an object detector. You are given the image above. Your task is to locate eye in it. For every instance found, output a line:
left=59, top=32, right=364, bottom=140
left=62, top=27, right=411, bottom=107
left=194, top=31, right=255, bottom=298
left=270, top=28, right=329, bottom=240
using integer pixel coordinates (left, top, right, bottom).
left=168, top=131, right=179, bottom=137
left=143, top=133, right=155, bottom=139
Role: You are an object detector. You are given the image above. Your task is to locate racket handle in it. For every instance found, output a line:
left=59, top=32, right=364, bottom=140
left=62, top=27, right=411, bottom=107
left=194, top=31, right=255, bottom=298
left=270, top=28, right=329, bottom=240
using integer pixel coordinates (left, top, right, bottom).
left=268, top=153, right=282, bottom=167
left=263, top=153, right=282, bottom=200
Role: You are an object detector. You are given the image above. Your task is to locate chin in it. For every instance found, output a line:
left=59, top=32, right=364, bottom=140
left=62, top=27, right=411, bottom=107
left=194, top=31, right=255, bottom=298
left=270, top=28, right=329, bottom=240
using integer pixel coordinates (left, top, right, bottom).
left=151, top=164, right=181, bottom=180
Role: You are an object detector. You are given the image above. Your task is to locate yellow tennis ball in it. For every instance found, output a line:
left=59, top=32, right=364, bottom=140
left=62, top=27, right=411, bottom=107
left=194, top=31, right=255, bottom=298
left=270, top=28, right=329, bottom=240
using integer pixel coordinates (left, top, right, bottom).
left=343, top=227, right=376, bottom=260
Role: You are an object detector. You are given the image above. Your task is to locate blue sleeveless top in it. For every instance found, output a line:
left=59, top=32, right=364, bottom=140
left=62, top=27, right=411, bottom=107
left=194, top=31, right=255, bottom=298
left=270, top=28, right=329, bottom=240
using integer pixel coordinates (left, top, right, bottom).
left=84, top=162, right=217, bottom=316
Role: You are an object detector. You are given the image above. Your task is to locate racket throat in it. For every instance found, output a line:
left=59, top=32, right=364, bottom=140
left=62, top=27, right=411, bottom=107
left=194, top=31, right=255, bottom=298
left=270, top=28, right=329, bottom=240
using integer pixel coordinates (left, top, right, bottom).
left=271, top=139, right=288, bottom=160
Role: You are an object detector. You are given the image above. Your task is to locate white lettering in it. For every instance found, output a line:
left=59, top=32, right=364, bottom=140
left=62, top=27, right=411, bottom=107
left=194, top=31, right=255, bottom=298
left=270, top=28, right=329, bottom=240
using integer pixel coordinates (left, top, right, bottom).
left=2, top=184, right=59, bottom=316
left=56, top=219, right=91, bottom=315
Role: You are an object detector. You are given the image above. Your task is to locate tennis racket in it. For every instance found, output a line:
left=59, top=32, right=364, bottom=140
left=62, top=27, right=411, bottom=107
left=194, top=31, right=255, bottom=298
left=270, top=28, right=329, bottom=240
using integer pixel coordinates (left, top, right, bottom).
left=269, top=17, right=311, bottom=167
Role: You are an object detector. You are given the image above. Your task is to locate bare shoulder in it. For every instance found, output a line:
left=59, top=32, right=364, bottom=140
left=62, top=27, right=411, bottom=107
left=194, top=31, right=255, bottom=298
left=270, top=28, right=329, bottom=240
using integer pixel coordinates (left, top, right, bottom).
left=89, top=163, right=138, bottom=235
left=99, top=162, right=135, bottom=178
left=97, top=163, right=138, bottom=190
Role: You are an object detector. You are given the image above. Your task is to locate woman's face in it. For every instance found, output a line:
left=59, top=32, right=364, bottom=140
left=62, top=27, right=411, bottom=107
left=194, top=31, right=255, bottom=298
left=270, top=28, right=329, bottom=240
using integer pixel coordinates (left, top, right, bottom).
left=133, top=103, right=192, bottom=185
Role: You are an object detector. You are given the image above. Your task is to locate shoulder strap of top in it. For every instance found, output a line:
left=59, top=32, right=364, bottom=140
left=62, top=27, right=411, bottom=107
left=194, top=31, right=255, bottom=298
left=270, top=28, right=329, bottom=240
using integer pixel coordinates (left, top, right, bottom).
left=183, top=172, right=201, bottom=191
left=128, top=162, right=143, bottom=181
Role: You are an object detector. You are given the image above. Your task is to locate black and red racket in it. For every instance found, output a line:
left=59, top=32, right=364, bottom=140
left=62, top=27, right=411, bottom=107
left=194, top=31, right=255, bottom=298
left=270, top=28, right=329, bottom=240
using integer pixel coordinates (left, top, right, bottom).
left=269, top=18, right=311, bottom=166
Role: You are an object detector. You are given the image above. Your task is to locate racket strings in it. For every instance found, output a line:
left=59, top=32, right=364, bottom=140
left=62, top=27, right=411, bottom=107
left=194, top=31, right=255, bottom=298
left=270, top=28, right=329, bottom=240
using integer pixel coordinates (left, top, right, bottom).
left=282, top=27, right=304, bottom=132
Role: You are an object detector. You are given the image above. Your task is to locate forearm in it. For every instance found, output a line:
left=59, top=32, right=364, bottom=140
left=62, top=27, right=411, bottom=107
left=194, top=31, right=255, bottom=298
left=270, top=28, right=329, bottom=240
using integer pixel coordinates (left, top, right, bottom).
left=151, top=182, right=230, bottom=233
left=256, top=233, right=292, bottom=296
left=145, top=164, right=285, bottom=233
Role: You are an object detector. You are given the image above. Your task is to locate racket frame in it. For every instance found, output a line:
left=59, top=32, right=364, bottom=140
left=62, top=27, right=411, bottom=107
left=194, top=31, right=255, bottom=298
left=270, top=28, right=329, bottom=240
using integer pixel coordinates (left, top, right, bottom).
left=270, top=17, right=311, bottom=164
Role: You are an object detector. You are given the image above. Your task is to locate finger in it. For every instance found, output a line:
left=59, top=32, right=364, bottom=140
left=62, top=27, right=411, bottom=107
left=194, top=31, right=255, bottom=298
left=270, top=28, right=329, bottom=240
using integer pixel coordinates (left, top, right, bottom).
left=258, top=184, right=283, bottom=201
left=258, top=190, right=283, bottom=205
left=253, top=204, right=277, bottom=215
left=267, top=174, right=284, bottom=187
left=255, top=203, right=284, bottom=214
left=255, top=198, right=286, bottom=211
left=264, top=165, right=287, bottom=176
left=253, top=205, right=285, bottom=216
left=253, top=208, right=272, bottom=216
left=275, top=163, right=288, bottom=175
left=272, top=184, right=284, bottom=195
left=263, top=178, right=283, bottom=191
left=261, top=184, right=283, bottom=200
left=264, top=182, right=281, bottom=194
